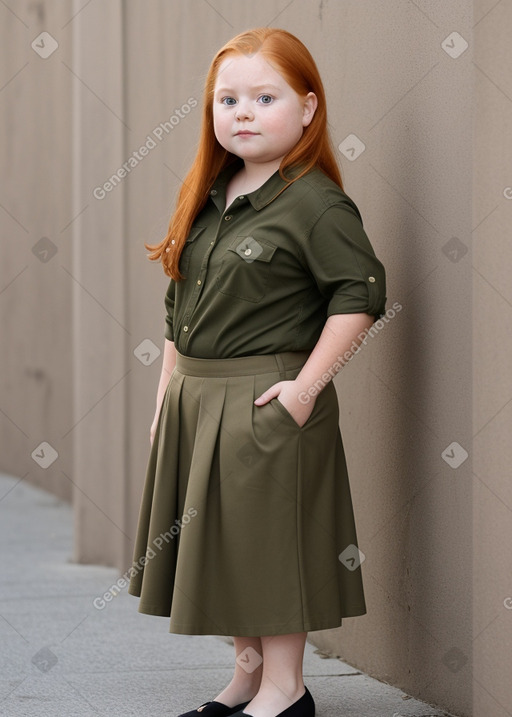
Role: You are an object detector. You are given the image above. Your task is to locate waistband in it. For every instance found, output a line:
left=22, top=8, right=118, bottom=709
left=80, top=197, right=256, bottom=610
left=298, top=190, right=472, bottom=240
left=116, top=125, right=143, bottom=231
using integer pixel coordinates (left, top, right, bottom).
left=174, top=350, right=311, bottom=378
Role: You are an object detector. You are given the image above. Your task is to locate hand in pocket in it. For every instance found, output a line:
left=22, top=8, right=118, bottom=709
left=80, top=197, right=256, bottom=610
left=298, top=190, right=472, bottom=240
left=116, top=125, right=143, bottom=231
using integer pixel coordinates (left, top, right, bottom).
left=254, top=379, right=315, bottom=428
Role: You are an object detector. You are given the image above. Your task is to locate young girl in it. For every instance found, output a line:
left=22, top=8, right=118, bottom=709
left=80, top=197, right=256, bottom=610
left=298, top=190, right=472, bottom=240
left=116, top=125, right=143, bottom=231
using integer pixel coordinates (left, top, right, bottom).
left=128, top=27, right=386, bottom=717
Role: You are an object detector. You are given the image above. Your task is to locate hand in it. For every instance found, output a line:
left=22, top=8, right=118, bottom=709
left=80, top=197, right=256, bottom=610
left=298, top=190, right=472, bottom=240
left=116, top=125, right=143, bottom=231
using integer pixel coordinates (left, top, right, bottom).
left=254, top=379, right=315, bottom=428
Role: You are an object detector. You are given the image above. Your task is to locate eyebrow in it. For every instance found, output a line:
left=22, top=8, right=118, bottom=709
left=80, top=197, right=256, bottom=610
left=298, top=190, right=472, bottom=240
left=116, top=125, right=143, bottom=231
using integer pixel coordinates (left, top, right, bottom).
left=214, top=84, right=281, bottom=94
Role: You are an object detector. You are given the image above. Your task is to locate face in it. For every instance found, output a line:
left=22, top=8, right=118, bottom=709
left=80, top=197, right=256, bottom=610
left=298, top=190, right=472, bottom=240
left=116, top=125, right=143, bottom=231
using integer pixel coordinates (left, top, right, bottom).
left=212, top=52, right=317, bottom=169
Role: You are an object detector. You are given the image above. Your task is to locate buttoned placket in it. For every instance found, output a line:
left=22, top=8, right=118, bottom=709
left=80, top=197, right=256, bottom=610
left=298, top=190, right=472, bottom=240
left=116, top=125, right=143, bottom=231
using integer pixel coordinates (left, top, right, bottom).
left=177, top=190, right=249, bottom=351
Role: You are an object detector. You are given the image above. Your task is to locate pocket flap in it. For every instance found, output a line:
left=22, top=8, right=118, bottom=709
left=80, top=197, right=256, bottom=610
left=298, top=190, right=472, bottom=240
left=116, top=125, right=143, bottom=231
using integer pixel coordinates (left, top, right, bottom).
left=185, top=225, right=206, bottom=243
left=227, top=236, right=277, bottom=263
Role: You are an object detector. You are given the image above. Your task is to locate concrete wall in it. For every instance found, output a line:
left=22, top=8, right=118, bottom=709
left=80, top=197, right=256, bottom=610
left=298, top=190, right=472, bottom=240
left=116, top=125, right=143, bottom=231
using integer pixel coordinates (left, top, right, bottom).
left=1, top=1, right=511, bottom=715
left=305, top=3, right=473, bottom=715
left=1, top=0, right=74, bottom=501
left=472, top=0, right=512, bottom=715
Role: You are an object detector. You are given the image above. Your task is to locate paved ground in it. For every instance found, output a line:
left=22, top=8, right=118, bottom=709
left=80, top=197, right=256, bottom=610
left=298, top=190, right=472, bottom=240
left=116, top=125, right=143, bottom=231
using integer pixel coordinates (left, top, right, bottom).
left=0, top=473, right=458, bottom=717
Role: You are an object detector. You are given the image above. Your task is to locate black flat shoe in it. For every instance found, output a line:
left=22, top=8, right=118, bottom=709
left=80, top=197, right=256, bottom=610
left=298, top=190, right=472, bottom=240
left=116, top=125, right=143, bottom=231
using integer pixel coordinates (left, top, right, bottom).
left=177, top=698, right=250, bottom=717
left=230, top=686, right=315, bottom=717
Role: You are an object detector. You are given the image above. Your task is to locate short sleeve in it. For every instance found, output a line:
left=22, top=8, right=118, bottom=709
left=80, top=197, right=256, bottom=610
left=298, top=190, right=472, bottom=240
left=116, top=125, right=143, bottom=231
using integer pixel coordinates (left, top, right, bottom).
left=164, top=278, right=175, bottom=341
left=304, top=202, right=387, bottom=321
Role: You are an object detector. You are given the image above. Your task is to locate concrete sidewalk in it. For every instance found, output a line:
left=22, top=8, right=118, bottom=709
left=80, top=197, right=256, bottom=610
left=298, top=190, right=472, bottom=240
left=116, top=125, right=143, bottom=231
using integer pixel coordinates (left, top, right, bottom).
left=0, top=474, right=458, bottom=717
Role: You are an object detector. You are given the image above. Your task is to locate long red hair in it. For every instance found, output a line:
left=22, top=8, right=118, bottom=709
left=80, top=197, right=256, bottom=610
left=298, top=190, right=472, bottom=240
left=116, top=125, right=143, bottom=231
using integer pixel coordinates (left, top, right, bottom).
left=145, top=27, right=344, bottom=280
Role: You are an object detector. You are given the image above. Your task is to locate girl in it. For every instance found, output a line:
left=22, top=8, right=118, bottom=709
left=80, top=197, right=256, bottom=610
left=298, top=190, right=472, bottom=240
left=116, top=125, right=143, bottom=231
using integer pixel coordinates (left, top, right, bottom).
left=128, top=27, right=386, bottom=717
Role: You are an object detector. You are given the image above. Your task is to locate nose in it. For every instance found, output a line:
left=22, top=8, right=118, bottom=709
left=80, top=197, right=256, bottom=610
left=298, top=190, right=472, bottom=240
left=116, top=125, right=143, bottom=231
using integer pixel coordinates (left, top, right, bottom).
left=235, top=101, right=253, bottom=121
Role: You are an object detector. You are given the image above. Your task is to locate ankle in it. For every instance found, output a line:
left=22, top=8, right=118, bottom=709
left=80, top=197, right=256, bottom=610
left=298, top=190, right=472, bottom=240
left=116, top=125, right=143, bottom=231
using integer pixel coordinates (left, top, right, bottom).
left=258, top=676, right=305, bottom=699
left=215, top=677, right=260, bottom=705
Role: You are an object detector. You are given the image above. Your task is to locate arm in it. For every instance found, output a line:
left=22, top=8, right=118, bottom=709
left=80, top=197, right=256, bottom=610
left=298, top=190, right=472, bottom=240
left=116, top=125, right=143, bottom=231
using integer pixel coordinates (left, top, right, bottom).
left=254, top=312, right=374, bottom=427
left=255, top=198, right=386, bottom=425
left=150, top=338, right=177, bottom=444
left=294, top=312, right=374, bottom=397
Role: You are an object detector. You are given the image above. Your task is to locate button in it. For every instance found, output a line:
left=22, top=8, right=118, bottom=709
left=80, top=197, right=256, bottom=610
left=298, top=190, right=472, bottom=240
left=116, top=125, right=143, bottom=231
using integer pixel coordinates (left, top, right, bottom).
left=368, top=276, right=376, bottom=282
left=210, top=189, right=217, bottom=195
left=197, top=279, right=201, bottom=285
left=239, top=195, right=245, bottom=200
left=210, top=241, right=214, bottom=245
left=224, top=215, right=232, bottom=221
left=183, top=325, right=188, bottom=332
left=171, top=239, right=175, bottom=244
left=244, top=248, right=252, bottom=256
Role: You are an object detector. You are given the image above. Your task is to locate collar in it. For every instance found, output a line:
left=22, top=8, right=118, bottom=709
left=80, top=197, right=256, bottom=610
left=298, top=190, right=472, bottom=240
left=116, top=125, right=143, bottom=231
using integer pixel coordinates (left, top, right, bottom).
left=210, top=157, right=307, bottom=212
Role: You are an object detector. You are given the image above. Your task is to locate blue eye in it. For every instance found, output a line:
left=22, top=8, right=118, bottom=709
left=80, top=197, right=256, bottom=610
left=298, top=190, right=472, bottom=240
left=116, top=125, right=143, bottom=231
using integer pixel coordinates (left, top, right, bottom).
left=258, top=94, right=273, bottom=104
left=222, top=97, right=237, bottom=106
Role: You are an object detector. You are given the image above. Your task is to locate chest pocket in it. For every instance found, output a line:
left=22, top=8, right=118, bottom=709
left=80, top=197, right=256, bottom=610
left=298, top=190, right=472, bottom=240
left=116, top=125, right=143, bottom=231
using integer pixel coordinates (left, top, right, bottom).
left=216, top=235, right=278, bottom=303
left=179, top=225, right=206, bottom=277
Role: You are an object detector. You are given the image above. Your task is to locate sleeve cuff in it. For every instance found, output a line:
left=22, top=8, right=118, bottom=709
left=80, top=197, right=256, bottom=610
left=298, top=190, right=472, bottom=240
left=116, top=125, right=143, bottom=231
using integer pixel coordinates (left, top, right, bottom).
left=326, top=273, right=387, bottom=320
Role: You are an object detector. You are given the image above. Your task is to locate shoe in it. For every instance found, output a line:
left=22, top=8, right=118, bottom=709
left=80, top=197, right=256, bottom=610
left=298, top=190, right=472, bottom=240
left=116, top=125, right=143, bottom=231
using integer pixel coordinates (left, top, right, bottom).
left=230, top=686, right=315, bottom=717
left=177, top=698, right=250, bottom=717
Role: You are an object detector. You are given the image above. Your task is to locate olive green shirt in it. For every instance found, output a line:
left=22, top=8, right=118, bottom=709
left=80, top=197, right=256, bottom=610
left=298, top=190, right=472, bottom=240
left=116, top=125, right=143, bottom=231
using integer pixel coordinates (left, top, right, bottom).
left=164, top=157, right=386, bottom=359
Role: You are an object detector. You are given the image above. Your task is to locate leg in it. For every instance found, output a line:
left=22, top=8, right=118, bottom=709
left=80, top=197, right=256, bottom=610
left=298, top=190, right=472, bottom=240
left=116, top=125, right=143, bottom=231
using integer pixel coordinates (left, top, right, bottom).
left=214, top=636, right=263, bottom=707
left=243, top=632, right=307, bottom=717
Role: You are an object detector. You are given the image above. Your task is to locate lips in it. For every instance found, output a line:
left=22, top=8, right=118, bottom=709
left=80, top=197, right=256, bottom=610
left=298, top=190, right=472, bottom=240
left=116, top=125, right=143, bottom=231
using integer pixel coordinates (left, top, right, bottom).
left=235, top=131, right=258, bottom=136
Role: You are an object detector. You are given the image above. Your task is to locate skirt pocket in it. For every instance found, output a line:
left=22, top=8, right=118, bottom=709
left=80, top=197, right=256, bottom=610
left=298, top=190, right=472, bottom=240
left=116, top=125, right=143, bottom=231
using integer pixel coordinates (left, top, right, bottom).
left=268, top=395, right=311, bottom=430
left=258, top=365, right=324, bottom=432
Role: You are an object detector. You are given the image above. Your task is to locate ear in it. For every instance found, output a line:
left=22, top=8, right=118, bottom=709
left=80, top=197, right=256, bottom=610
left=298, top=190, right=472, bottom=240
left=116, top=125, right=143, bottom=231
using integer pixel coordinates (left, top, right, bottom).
left=302, top=92, right=318, bottom=127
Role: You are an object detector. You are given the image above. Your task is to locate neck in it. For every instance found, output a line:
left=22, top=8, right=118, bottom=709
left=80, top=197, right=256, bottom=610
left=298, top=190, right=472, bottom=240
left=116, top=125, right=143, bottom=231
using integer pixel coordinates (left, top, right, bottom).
left=239, top=157, right=283, bottom=188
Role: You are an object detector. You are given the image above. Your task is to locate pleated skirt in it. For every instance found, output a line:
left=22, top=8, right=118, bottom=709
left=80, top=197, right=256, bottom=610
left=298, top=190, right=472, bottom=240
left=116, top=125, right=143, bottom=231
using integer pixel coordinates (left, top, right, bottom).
left=127, top=349, right=366, bottom=636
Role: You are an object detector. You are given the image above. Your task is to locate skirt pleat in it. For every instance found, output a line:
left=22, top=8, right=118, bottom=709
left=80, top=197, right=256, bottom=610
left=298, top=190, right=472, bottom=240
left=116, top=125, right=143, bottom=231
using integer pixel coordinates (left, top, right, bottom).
left=128, top=350, right=366, bottom=636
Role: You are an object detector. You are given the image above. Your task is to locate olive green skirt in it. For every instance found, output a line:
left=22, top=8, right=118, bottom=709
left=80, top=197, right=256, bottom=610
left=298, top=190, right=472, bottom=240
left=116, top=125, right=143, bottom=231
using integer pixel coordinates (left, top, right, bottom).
left=128, top=349, right=366, bottom=636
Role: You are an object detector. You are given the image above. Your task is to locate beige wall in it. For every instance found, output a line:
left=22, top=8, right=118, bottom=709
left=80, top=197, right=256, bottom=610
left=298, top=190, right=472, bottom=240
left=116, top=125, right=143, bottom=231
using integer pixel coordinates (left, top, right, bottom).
left=1, top=0, right=74, bottom=501
left=472, top=0, right=512, bottom=714
left=1, top=1, right=511, bottom=715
